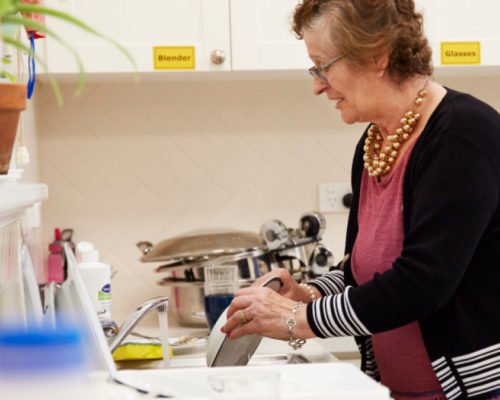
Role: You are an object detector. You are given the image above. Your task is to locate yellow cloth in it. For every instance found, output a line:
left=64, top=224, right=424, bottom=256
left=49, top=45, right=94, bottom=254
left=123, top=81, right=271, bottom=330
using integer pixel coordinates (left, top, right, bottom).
left=112, top=341, right=172, bottom=361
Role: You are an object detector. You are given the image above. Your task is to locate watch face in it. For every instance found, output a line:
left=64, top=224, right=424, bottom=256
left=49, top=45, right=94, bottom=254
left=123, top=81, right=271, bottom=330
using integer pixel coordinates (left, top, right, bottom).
left=206, top=276, right=283, bottom=368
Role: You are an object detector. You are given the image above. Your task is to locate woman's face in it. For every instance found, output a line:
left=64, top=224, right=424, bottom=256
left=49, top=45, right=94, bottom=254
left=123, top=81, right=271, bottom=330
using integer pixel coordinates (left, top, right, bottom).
left=303, top=29, right=383, bottom=125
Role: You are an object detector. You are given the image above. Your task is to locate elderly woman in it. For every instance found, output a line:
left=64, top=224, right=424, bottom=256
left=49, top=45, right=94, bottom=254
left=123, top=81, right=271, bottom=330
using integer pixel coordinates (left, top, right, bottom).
left=222, top=1, right=500, bottom=399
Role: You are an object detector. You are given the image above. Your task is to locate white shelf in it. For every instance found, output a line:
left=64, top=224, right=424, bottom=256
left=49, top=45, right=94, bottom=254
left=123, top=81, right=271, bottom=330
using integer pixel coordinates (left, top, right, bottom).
left=0, top=183, right=48, bottom=228
left=36, top=63, right=500, bottom=87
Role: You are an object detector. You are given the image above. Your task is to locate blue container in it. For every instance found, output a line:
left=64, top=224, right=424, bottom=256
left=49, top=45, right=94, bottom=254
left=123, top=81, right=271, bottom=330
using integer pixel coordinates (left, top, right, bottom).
left=0, top=324, right=87, bottom=376
left=204, top=293, right=235, bottom=329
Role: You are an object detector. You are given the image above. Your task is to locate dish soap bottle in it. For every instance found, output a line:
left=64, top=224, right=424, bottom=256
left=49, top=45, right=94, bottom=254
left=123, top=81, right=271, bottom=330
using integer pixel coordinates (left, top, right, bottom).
left=47, top=228, right=64, bottom=283
left=76, top=242, right=111, bottom=321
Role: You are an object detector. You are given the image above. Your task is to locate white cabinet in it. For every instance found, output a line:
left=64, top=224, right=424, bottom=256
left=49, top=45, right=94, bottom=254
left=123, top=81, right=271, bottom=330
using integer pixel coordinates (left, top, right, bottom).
left=42, top=0, right=231, bottom=73
left=416, top=0, right=500, bottom=69
left=230, top=0, right=310, bottom=71
left=40, top=0, right=500, bottom=76
left=230, top=0, right=500, bottom=72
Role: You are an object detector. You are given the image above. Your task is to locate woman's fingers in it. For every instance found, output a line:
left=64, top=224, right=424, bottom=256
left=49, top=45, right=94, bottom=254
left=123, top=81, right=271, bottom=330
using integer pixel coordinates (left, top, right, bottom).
left=225, top=316, right=257, bottom=339
left=233, top=287, right=254, bottom=298
left=223, top=306, right=254, bottom=336
left=240, top=269, right=308, bottom=304
left=226, top=295, right=252, bottom=321
left=251, top=269, right=284, bottom=287
left=223, top=301, right=272, bottom=339
left=258, top=269, right=305, bottom=301
left=222, top=288, right=298, bottom=340
left=227, top=286, right=274, bottom=317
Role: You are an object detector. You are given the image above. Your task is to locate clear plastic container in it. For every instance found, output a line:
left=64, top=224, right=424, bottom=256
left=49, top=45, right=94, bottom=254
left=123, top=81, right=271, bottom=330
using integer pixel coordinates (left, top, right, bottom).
left=203, top=264, right=238, bottom=329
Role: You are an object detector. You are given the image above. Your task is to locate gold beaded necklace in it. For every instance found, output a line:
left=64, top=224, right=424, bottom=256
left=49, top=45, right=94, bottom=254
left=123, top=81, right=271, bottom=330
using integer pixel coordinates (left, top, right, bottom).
left=363, top=82, right=428, bottom=178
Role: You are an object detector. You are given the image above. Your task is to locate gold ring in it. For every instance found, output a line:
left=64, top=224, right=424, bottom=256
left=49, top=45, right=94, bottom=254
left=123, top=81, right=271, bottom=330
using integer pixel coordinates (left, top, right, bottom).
left=238, top=309, right=248, bottom=324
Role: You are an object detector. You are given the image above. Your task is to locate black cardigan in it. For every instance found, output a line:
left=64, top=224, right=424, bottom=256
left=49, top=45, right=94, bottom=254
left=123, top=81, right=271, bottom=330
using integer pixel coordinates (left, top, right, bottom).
left=307, top=88, right=500, bottom=399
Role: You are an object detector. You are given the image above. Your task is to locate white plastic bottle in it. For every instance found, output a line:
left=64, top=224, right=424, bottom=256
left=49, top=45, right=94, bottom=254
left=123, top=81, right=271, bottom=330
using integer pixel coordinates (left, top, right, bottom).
left=77, top=242, right=112, bottom=321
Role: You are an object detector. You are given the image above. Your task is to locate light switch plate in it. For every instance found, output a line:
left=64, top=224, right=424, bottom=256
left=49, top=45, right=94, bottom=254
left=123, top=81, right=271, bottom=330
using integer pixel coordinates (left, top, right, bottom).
left=318, top=182, right=352, bottom=212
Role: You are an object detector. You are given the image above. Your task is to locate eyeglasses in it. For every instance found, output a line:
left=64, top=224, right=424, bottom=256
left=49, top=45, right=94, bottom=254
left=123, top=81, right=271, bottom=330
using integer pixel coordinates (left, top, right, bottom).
left=308, top=55, right=344, bottom=83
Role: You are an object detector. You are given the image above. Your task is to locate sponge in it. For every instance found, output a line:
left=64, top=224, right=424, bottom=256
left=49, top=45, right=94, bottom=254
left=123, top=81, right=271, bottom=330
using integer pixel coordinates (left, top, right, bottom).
left=112, top=339, right=172, bottom=361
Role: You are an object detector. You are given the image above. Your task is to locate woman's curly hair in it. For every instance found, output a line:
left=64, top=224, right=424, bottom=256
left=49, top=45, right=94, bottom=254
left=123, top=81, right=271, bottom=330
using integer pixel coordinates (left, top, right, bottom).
left=292, top=0, right=433, bottom=83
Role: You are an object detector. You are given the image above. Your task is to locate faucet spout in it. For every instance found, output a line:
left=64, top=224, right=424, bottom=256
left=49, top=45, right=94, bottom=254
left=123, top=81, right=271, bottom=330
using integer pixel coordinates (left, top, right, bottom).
left=108, top=296, right=169, bottom=353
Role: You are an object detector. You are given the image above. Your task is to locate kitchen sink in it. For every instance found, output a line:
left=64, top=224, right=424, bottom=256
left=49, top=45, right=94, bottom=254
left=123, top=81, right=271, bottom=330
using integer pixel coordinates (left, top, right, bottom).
left=111, top=338, right=389, bottom=398
left=113, top=362, right=391, bottom=399
left=115, top=353, right=309, bottom=370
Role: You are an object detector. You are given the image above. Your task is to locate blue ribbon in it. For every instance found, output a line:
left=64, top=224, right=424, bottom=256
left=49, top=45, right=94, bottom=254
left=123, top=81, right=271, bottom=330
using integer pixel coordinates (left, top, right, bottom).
left=27, top=31, right=35, bottom=99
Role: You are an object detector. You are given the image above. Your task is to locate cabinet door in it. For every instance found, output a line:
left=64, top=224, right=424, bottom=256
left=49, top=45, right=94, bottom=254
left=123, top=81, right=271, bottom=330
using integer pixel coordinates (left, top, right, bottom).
left=42, top=0, right=231, bottom=73
left=230, top=0, right=310, bottom=71
left=416, top=0, right=500, bottom=67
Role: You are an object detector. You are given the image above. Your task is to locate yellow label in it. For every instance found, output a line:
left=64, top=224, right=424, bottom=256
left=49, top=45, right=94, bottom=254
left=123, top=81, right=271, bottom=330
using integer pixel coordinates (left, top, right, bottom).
left=153, top=46, right=195, bottom=70
left=441, top=42, right=480, bottom=65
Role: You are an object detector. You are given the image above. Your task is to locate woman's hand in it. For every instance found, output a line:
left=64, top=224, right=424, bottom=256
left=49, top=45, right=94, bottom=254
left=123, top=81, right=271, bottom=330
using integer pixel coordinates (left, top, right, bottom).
left=250, top=269, right=314, bottom=303
left=221, top=285, right=315, bottom=341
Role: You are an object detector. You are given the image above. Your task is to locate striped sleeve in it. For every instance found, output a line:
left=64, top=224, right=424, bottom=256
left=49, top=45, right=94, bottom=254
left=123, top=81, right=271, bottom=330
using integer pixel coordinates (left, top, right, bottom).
left=358, top=337, right=380, bottom=381
left=306, top=286, right=371, bottom=338
left=307, top=269, right=345, bottom=296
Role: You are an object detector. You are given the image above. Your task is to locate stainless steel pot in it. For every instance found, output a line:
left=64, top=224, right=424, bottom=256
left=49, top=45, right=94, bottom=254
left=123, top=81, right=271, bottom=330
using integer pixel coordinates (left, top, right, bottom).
left=137, top=213, right=332, bottom=327
left=158, top=282, right=207, bottom=327
left=138, top=229, right=272, bottom=327
left=158, top=270, right=264, bottom=327
left=155, top=246, right=319, bottom=326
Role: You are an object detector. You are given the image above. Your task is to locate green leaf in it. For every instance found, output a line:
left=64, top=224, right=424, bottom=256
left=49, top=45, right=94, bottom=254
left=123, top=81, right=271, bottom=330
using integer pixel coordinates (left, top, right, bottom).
left=3, top=14, right=86, bottom=94
left=0, top=0, right=17, bottom=16
left=2, top=35, right=64, bottom=106
left=0, top=69, right=16, bottom=82
left=16, top=3, right=138, bottom=73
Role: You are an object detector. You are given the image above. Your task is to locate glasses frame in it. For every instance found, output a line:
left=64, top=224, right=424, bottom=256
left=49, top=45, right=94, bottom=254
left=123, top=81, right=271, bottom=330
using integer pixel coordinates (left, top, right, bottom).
left=308, top=55, right=344, bottom=83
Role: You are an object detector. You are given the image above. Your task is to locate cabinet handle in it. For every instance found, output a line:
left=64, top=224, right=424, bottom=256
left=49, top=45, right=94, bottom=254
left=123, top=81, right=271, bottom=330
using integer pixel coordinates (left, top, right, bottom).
left=210, top=49, right=225, bottom=65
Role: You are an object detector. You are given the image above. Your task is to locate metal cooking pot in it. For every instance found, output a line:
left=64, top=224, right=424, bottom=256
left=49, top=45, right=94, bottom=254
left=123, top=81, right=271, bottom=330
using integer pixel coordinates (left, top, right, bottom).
left=137, top=213, right=332, bottom=327
left=137, top=229, right=273, bottom=326
left=159, top=282, right=206, bottom=327
left=138, top=229, right=273, bottom=280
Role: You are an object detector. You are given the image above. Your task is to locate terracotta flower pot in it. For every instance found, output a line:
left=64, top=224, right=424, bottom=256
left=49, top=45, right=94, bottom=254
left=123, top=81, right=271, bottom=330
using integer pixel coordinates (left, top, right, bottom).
left=0, top=84, right=27, bottom=174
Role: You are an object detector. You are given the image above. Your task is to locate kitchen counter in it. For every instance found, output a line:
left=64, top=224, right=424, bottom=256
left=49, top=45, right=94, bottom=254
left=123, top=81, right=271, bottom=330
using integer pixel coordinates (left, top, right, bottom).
left=114, top=325, right=339, bottom=370
left=87, top=324, right=388, bottom=399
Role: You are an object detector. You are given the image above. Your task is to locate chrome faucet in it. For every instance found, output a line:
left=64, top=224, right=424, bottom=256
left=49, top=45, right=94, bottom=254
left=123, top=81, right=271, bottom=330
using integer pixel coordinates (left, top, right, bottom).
left=108, top=296, right=169, bottom=353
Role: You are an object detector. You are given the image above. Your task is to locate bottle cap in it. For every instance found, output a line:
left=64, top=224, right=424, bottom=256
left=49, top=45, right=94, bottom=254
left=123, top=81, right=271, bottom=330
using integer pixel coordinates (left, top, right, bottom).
left=81, top=249, right=99, bottom=263
left=76, top=241, right=95, bottom=263
left=76, top=241, right=94, bottom=253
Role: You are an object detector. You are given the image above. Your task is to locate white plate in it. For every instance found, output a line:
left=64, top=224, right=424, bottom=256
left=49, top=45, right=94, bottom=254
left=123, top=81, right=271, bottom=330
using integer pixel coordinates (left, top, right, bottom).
left=206, top=276, right=283, bottom=367
left=169, top=336, right=208, bottom=355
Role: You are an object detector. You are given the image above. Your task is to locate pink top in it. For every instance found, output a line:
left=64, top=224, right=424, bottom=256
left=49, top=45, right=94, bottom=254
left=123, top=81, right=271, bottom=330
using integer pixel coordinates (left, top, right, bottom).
left=352, top=141, right=445, bottom=400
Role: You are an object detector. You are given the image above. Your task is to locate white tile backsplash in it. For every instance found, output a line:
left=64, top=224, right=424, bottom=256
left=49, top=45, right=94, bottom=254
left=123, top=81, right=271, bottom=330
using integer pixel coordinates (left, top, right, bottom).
left=21, top=75, right=500, bottom=325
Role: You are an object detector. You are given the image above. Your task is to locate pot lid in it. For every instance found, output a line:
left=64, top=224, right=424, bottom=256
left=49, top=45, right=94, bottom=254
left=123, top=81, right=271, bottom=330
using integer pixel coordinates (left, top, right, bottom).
left=139, top=228, right=267, bottom=265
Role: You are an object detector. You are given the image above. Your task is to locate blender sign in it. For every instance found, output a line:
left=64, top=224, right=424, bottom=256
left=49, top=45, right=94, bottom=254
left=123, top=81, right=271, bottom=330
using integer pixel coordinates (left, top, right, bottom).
left=153, top=46, right=196, bottom=70
left=441, top=42, right=481, bottom=65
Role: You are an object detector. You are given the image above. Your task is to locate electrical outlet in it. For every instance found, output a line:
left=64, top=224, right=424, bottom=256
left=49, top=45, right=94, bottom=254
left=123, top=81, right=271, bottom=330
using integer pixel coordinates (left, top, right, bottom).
left=318, top=182, right=352, bottom=212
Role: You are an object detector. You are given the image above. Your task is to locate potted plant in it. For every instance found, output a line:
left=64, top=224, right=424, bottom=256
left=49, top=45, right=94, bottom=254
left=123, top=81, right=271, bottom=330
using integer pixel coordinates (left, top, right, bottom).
left=0, top=0, right=136, bottom=174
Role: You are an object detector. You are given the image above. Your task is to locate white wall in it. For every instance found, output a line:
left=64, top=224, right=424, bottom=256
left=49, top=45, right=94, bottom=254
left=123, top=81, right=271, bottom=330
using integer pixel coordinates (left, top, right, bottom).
left=21, top=74, right=500, bottom=325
